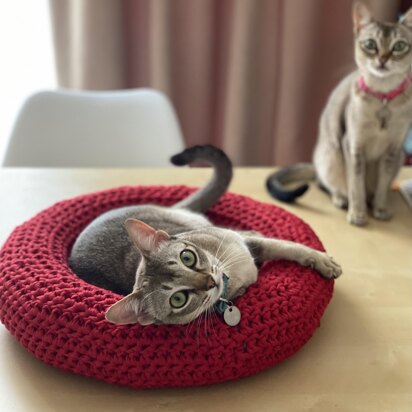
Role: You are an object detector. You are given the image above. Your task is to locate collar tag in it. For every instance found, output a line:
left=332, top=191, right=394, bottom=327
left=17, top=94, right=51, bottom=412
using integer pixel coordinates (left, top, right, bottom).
left=215, top=273, right=241, bottom=326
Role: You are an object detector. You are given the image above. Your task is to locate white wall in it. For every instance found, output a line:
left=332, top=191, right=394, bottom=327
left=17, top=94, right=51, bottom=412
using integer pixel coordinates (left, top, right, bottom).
left=0, top=0, right=56, bottom=161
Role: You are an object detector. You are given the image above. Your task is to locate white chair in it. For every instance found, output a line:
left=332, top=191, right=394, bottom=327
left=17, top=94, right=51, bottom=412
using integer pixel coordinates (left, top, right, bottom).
left=2, top=88, right=185, bottom=167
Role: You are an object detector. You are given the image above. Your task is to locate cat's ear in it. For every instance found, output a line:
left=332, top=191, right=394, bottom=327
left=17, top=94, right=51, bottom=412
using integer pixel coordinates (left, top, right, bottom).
left=105, top=291, right=155, bottom=325
left=353, top=2, right=373, bottom=33
left=124, top=218, right=170, bottom=255
left=400, top=8, right=412, bottom=28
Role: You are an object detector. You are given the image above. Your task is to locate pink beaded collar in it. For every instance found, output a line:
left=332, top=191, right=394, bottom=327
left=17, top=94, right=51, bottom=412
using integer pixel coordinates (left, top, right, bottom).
left=357, top=75, right=412, bottom=103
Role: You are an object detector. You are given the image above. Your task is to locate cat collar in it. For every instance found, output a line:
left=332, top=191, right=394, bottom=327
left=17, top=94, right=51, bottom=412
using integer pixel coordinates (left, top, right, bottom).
left=357, top=74, right=412, bottom=103
left=215, top=273, right=241, bottom=326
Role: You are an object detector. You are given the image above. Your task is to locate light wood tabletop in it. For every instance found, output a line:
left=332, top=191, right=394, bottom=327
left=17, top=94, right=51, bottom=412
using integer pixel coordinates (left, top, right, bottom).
left=0, top=167, right=411, bottom=412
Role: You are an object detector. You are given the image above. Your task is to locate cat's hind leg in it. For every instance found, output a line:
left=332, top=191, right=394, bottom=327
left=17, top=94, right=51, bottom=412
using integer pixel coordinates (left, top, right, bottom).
left=331, top=193, right=349, bottom=209
left=372, top=149, right=404, bottom=221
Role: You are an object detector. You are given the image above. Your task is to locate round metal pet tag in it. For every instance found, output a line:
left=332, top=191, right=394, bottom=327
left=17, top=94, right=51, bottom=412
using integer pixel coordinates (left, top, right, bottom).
left=223, top=305, right=241, bottom=326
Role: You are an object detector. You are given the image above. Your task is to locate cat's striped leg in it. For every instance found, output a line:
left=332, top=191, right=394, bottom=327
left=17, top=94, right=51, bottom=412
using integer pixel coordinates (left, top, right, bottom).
left=372, top=147, right=403, bottom=220
left=244, top=237, right=342, bottom=279
left=345, top=145, right=368, bottom=226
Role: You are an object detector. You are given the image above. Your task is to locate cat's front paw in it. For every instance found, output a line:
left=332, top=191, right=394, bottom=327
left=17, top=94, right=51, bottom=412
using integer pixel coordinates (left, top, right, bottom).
left=332, top=193, right=348, bottom=210
left=305, top=253, right=342, bottom=279
left=372, top=207, right=393, bottom=221
left=347, top=209, right=368, bottom=226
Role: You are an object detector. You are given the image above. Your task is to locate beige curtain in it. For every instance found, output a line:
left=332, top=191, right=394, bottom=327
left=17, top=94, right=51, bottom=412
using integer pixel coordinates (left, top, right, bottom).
left=49, top=0, right=399, bottom=166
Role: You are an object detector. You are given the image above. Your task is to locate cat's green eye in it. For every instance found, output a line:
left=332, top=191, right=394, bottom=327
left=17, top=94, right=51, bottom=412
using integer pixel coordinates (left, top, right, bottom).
left=363, top=39, right=377, bottom=52
left=170, top=290, right=188, bottom=308
left=180, top=250, right=197, bottom=268
left=392, top=41, right=408, bottom=53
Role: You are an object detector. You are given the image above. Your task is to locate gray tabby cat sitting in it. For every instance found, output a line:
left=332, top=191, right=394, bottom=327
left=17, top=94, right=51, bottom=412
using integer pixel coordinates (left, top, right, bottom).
left=267, top=2, right=412, bottom=226
left=70, top=146, right=341, bottom=326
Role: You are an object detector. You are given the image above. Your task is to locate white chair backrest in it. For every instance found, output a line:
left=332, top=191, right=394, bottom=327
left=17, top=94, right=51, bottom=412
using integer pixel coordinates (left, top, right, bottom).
left=2, top=89, right=185, bottom=167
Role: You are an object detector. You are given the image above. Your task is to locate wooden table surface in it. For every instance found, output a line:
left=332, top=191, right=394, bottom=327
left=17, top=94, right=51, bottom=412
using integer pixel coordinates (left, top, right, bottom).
left=0, top=167, right=411, bottom=412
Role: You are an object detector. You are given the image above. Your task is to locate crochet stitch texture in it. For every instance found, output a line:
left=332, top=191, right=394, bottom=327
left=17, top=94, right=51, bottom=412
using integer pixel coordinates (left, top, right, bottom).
left=0, top=186, right=333, bottom=388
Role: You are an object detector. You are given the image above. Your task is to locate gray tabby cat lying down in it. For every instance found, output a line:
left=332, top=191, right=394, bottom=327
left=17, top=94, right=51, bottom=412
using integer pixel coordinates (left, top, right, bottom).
left=69, top=146, right=341, bottom=326
left=267, top=2, right=412, bottom=226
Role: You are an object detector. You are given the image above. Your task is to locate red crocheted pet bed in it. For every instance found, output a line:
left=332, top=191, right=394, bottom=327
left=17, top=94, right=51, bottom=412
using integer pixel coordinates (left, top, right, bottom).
left=0, top=186, right=333, bottom=388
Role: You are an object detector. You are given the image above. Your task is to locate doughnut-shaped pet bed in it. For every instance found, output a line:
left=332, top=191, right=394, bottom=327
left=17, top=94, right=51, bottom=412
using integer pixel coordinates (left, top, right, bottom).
left=0, top=186, right=333, bottom=388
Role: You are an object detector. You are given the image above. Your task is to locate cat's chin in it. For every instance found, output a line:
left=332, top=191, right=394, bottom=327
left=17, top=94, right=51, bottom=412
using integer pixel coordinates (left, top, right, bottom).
left=367, top=68, right=392, bottom=78
left=366, top=66, right=406, bottom=79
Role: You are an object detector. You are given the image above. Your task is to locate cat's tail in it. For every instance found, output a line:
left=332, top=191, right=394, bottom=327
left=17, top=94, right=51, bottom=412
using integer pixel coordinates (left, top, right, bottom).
left=170, top=145, right=233, bottom=213
left=266, top=163, right=316, bottom=203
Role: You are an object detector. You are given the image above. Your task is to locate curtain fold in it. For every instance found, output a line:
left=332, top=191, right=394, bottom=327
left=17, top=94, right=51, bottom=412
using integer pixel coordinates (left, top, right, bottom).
left=49, top=0, right=399, bottom=166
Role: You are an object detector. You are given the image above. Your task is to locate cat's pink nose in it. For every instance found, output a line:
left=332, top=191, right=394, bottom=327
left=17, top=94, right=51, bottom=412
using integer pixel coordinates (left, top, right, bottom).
left=378, top=54, right=390, bottom=66
left=206, top=275, right=216, bottom=290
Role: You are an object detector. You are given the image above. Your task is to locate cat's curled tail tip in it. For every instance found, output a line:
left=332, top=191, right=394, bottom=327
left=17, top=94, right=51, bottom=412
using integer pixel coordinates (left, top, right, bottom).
left=170, top=150, right=188, bottom=166
left=169, top=145, right=233, bottom=213
left=266, top=175, right=310, bottom=203
left=170, top=145, right=231, bottom=167
left=265, top=163, right=315, bottom=203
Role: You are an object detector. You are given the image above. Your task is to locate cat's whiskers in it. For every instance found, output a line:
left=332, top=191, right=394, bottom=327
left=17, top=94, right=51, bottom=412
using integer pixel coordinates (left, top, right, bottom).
left=206, top=305, right=218, bottom=341
left=204, top=306, right=209, bottom=340
left=195, top=310, right=205, bottom=346
left=185, top=301, right=206, bottom=336
left=220, top=256, right=252, bottom=271
left=185, top=295, right=216, bottom=342
left=185, top=314, right=197, bottom=336
left=217, top=253, right=252, bottom=275
left=220, top=247, right=252, bottom=265
left=213, top=232, right=228, bottom=264
left=199, top=296, right=210, bottom=340
left=216, top=251, right=240, bottom=273
left=218, top=245, right=248, bottom=268
left=185, top=305, right=201, bottom=335
left=217, top=245, right=238, bottom=261
left=216, top=243, right=237, bottom=266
